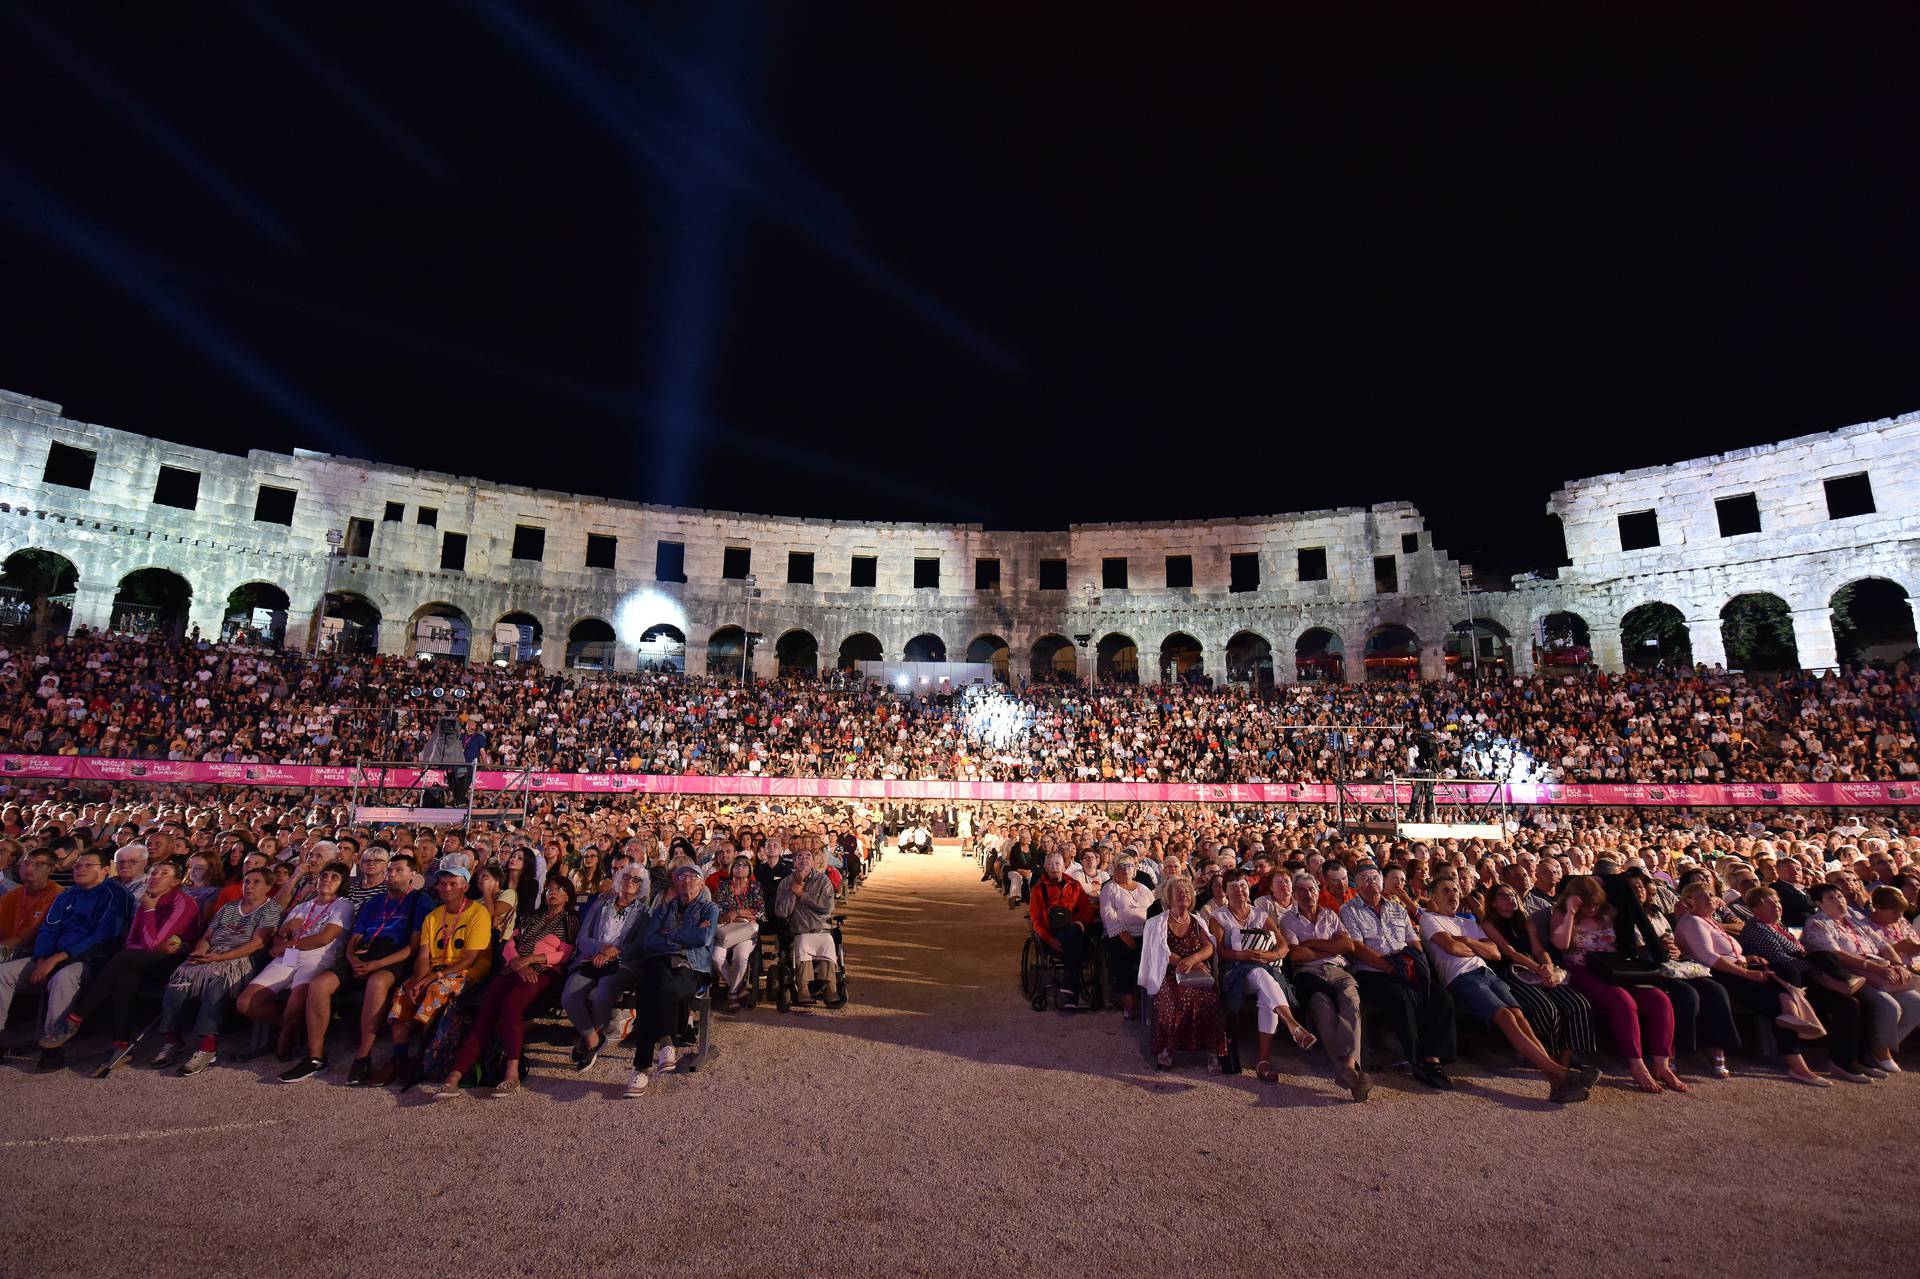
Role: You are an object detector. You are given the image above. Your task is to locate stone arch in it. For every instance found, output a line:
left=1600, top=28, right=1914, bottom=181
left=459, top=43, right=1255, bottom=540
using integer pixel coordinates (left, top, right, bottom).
left=1225, top=630, right=1273, bottom=686
left=0, top=548, right=79, bottom=642
left=1830, top=578, right=1917, bottom=668
left=1447, top=617, right=1511, bottom=673
left=492, top=611, right=543, bottom=665
left=224, top=581, right=291, bottom=646
left=408, top=601, right=472, bottom=661
left=1159, top=631, right=1205, bottom=682
left=1363, top=623, right=1420, bottom=682
left=708, top=625, right=749, bottom=678
left=321, top=591, right=382, bottom=654
left=637, top=623, right=686, bottom=673
left=1536, top=610, right=1592, bottom=668
left=966, top=633, right=1012, bottom=683
left=1295, top=626, right=1343, bottom=682
left=837, top=631, right=883, bottom=672
left=903, top=633, right=947, bottom=663
left=112, top=567, right=193, bottom=640
left=775, top=628, right=819, bottom=677
left=1096, top=632, right=1138, bottom=683
left=1719, top=592, right=1798, bottom=671
left=1030, top=633, right=1077, bottom=682
left=1620, top=601, right=1691, bottom=669
left=565, top=617, right=616, bottom=670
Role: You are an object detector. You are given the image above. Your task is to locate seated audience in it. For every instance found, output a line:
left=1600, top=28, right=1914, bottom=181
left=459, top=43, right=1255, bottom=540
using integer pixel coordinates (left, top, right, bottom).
left=152, top=866, right=282, bottom=1074
left=1140, top=876, right=1226, bottom=1071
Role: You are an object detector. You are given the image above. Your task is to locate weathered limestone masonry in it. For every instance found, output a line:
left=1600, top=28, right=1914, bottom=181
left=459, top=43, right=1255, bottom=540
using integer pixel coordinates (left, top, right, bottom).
left=2, top=384, right=1914, bottom=677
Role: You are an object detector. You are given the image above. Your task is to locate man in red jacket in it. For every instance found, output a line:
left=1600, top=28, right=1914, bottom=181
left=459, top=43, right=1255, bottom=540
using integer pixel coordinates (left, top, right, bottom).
left=1029, top=851, right=1098, bottom=1010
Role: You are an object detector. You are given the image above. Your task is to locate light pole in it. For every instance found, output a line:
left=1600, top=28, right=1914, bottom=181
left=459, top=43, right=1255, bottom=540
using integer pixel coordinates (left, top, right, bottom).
left=740, top=574, right=757, bottom=683
left=310, top=528, right=343, bottom=654
left=1080, top=581, right=1098, bottom=682
left=1459, top=562, right=1480, bottom=679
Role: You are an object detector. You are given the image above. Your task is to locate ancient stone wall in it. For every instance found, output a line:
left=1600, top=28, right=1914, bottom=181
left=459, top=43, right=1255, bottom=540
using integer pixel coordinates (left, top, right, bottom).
left=6, top=384, right=1912, bottom=678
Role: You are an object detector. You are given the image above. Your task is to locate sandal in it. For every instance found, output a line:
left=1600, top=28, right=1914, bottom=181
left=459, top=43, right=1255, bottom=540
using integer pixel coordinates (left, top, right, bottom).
left=1289, top=1024, right=1318, bottom=1052
left=1256, top=1059, right=1277, bottom=1083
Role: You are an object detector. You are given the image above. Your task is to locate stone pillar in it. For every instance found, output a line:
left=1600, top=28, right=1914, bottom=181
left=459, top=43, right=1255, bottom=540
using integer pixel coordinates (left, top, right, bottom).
left=1419, top=639, right=1448, bottom=681
left=1590, top=623, right=1624, bottom=673
left=1509, top=623, right=1536, bottom=676
left=1209, top=643, right=1232, bottom=688
left=188, top=596, right=227, bottom=645
left=1079, top=644, right=1098, bottom=685
left=378, top=617, right=411, bottom=658
left=70, top=581, right=116, bottom=634
left=685, top=636, right=710, bottom=679
left=1341, top=631, right=1370, bottom=683
left=1792, top=606, right=1839, bottom=673
left=1686, top=616, right=1728, bottom=670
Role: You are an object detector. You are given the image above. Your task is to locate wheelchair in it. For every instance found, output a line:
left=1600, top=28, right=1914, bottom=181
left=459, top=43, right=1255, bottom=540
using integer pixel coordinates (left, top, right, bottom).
left=1018, top=927, right=1106, bottom=1013
left=768, top=915, right=848, bottom=1013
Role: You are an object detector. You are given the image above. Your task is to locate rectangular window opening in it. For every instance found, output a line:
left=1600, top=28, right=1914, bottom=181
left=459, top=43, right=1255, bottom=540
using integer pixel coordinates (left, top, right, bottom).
left=722, top=546, right=752, bottom=580
left=511, top=525, right=546, bottom=562
left=914, top=557, right=941, bottom=589
left=1102, top=557, right=1128, bottom=590
left=1165, top=555, right=1193, bottom=589
left=1617, top=510, right=1661, bottom=551
left=42, top=442, right=96, bottom=490
left=344, top=517, right=373, bottom=559
left=787, top=551, right=815, bottom=585
left=850, top=555, right=877, bottom=589
left=440, top=531, right=467, bottom=572
left=1824, top=472, right=1875, bottom=520
left=153, top=466, right=201, bottom=511
left=585, top=533, right=617, bottom=569
left=382, top=500, right=404, bottom=522
left=975, top=557, right=1001, bottom=591
left=655, top=541, right=687, bottom=583
left=253, top=485, right=296, bottom=525
left=1401, top=532, right=1420, bottom=554
left=1373, top=554, right=1398, bottom=594
left=1039, top=559, right=1067, bottom=591
left=1229, top=552, right=1260, bottom=593
left=1297, top=547, right=1327, bottom=582
left=1715, top=493, right=1762, bottom=538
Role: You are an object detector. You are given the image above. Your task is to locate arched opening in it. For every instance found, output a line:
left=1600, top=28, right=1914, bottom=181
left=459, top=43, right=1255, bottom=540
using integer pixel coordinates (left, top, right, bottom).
left=1832, top=579, right=1917, bottom=669
left=0, top=549, right=78, bottom=642
left=1031, top=634, right=1078, bottom=683
left=1363, top=624, right=1420, bottom=682
left=636, top=623, right=685, bottom=673
left=903, top=633, right=947, bottom=663
left=1536, top=611, right=1592, bottom=668
left=708, top=625, right=750, bottom=678
left=1446, top=618, right=1511, bottom=674
left=775, top=629, right=819, bottom=677
left=1226, top=630, right=1274, bottom=687
left=566, top=617, right=616, bottom=670
left=112, top=568, right=192, bottom=640
left=837, top=631, right=883, bottom=672
left=491, top=611, right=543, bottom=665
left=1096, top=632, right=1138, bottom=683
left=1295, top=627, right=1343, bottom=682
left=1720, top=593, right=1798, bottom=671
left=966, top=634, right=1011, bottom=683
left=409, top=602, right=471, bottom=661
left=1621, top=602, right=1691, bottom=669
left=223, top=582, right=290, bottom=646
left=320, top=591, right=381, bottom=654
left=1159, top=632, right=1205, bottom=683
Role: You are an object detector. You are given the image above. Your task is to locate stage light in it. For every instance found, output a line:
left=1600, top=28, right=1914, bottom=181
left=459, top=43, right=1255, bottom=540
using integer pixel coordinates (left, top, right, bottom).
left=614, top=588, right=688, bottom=649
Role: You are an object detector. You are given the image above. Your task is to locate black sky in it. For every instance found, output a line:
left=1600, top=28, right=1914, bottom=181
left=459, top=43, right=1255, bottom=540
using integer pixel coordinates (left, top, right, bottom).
left=3, top=2, right=1917, bottom=572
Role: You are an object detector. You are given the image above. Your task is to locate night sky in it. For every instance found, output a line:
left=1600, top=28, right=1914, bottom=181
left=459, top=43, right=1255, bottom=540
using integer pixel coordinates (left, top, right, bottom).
left=3, top=3, right=1917, bottom=572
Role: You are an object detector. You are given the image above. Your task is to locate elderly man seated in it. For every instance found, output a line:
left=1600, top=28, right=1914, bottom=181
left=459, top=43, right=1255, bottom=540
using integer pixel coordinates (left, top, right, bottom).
left=620, top=863, right=718, bottom=1097
left=0, top=849, right=131, bottom=1068
left=112, top=842, right=151, bottom=902
left=1339, top=864, right=1455, bottom=1088
left=776, top=847, right=840, bottom=1007
left=1029, top=851, right=1099, bottom=1011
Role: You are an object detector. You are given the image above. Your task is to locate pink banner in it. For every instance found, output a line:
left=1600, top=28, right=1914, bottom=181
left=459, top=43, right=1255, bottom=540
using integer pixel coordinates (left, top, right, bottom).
left=1, top=754, right=1914, bottom=807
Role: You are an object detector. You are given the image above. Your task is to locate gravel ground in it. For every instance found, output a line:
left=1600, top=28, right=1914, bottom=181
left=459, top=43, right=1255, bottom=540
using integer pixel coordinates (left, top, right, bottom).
left=2, top=847, right=1914, bottom=1279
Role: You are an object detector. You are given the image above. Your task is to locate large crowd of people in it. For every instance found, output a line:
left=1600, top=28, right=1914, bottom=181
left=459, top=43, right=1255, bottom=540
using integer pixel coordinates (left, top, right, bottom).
left=1, top=624, right=1917, bottom=1106
left=983, top=802, right=1920, bottom=1101
left=0, top=789, right=864, bottom=1097
left=3, top=628, right=1918, bottom=784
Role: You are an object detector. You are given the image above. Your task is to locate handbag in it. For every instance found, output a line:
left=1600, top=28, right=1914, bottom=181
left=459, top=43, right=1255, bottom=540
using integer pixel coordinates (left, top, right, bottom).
left=1659, top=960, right=1713, bottom=982
left=1174, top=967, right=1216, bottom=989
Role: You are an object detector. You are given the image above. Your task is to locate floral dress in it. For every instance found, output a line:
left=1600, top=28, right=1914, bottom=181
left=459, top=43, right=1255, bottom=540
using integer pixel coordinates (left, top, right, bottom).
left=1152, top=916, right=1225, bottom=1055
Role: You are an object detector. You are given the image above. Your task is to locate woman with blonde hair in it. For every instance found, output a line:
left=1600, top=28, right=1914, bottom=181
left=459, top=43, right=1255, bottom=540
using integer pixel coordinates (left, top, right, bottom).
left=1139, top=876, right=1227, bottom=1071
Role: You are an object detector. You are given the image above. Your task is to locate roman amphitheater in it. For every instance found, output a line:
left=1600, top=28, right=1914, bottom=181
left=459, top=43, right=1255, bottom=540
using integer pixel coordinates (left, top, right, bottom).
left=2, top=385, right=1916, bottom=674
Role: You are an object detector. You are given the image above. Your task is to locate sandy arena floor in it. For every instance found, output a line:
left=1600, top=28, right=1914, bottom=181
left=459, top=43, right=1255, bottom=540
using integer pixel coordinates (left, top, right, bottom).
left=2, top=848, right=1914, bottom=1278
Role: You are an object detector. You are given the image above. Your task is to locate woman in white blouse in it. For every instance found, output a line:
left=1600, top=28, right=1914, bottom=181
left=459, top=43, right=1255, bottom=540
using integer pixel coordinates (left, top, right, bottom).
left=1674, top=883, right=1828, bottom=1087
left=1100, top=857, right=1154, bottom=1020
left=1803, top=882, right=1920, bottom=1073
left=1207, top=871, right=1316, bottom=1081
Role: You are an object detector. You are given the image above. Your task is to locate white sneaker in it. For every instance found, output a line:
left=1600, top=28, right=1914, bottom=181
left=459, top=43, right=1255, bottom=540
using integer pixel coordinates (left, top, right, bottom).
left=653, top=1043, right=677, bottom=1073
left=621, top=1070, right=650, bottom=1098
